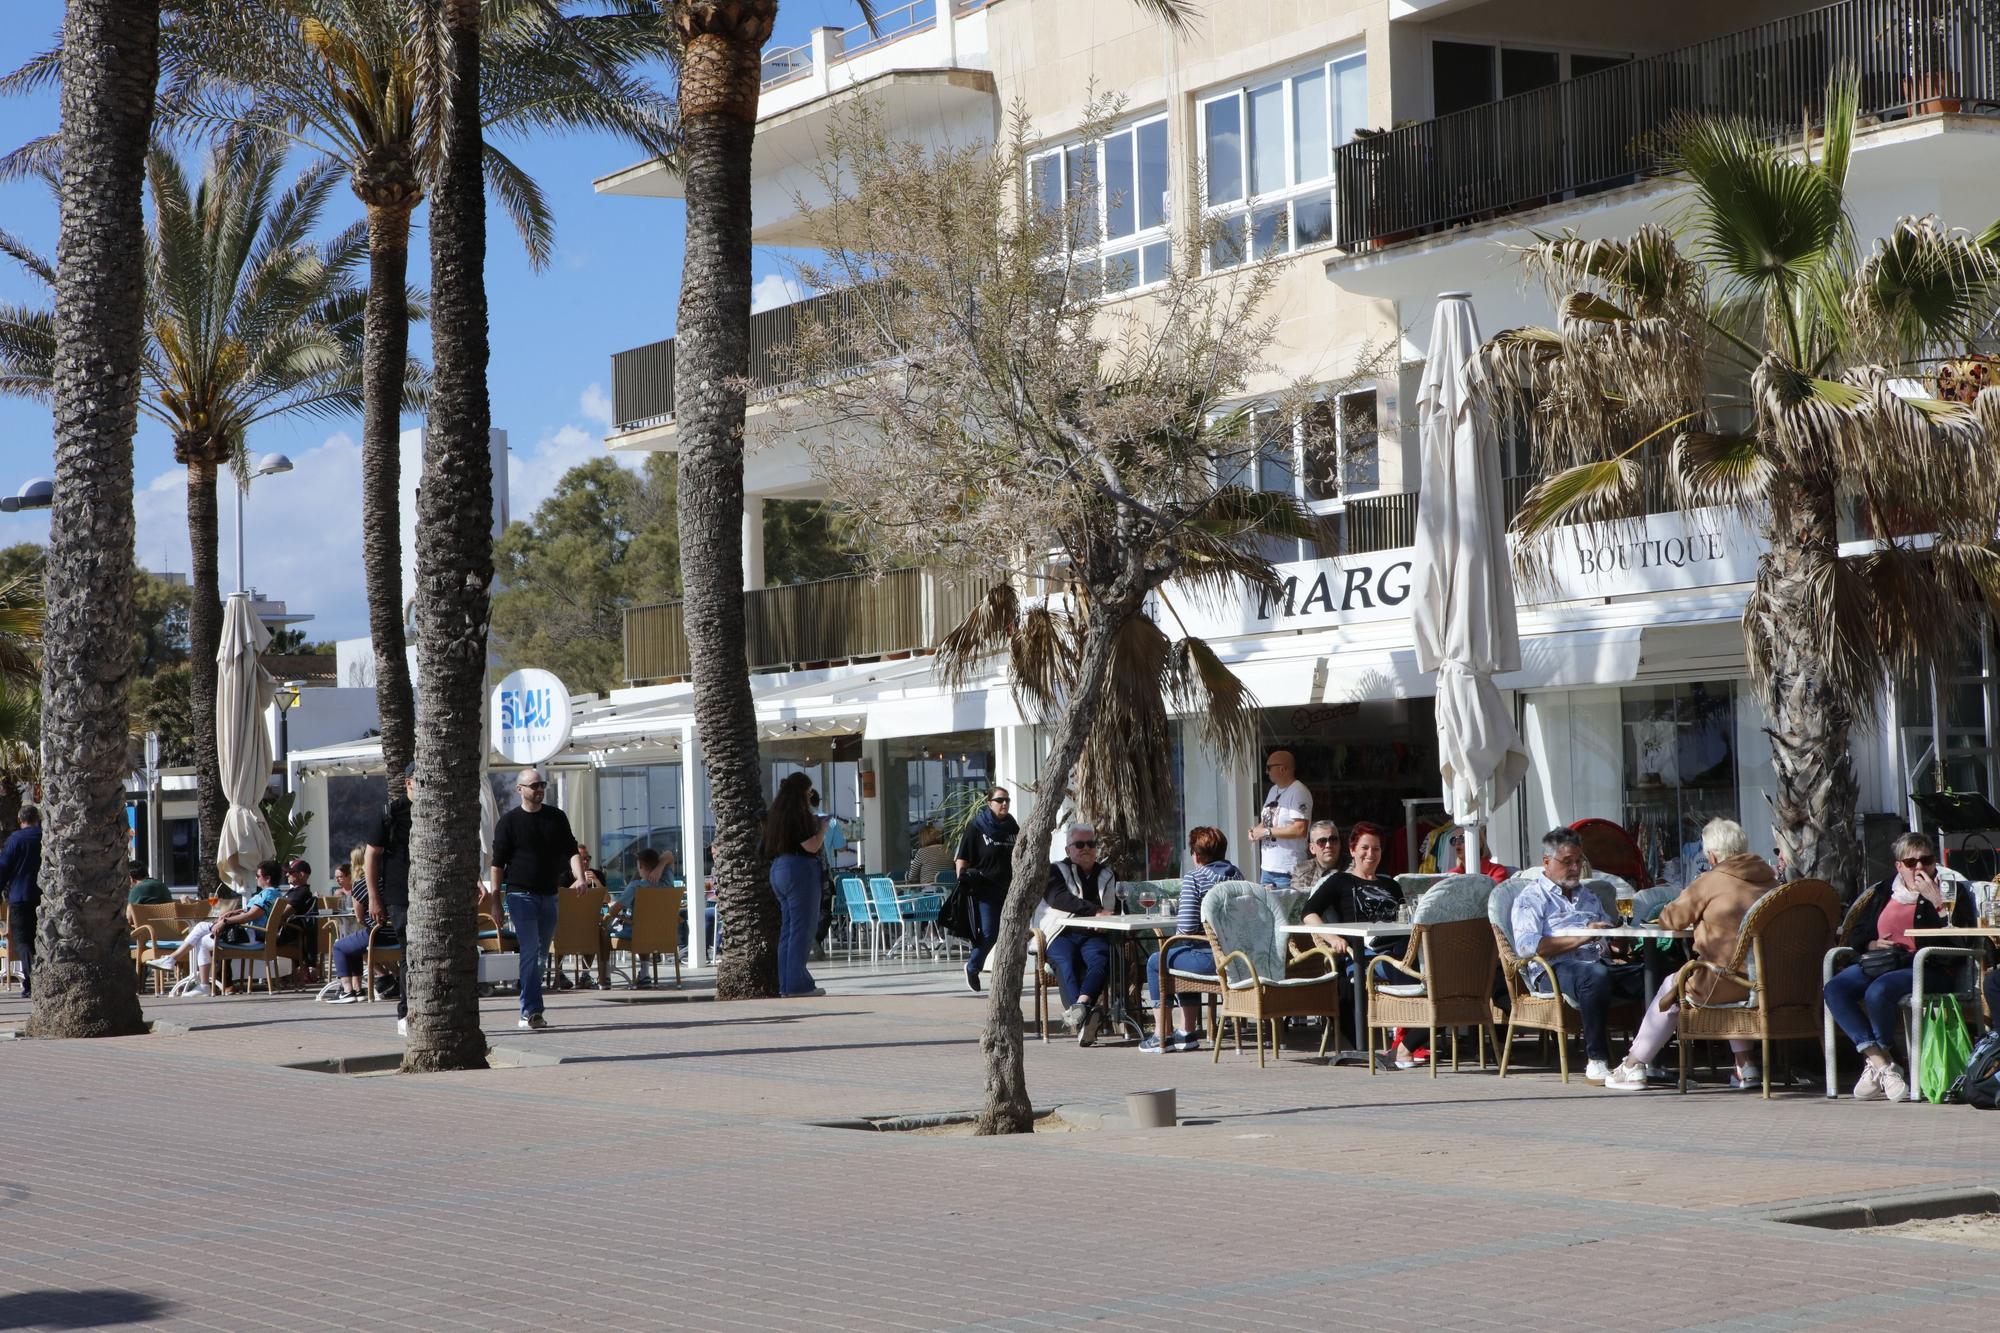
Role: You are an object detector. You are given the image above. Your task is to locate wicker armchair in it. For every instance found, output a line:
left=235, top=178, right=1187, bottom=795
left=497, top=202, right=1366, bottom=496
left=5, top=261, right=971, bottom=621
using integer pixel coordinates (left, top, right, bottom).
left=1489, top=877, right=1641, bottom=1082
left=129, top=902, right=193, bottom=994
left=213, top=898, right=305, bottom=994
left=1670, top=879, right=1838, bottom=1098
left=1193, top=881, right=1341, bottom=1066
left=1365, top=876, right=1500, bottom=1077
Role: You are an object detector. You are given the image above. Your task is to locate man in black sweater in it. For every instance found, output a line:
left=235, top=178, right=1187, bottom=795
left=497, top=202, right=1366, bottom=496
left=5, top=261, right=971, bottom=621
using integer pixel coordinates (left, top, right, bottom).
left=489, top=767, right=584, bottom=1030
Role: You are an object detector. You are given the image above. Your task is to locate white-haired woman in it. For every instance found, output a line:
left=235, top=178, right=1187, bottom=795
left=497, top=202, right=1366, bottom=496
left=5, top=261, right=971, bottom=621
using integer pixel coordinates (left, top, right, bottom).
left=1604, top=819, right=1777, bottom=1091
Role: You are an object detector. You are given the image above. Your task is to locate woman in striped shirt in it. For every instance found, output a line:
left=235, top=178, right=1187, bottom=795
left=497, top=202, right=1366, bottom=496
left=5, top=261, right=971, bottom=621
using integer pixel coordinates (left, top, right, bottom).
left=1140, top=826, right=1241, bottom=1053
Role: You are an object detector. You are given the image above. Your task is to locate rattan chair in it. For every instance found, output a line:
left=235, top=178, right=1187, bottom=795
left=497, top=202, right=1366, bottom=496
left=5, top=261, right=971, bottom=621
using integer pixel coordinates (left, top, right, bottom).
left=609, top=886, right=682, bottom=988
left=1029, top=926, right=1067, bottom=1041
left=1365, top=876, right=1500, bottom=1077
left=1489, top=877, right=1641, bottom=1082
left=1192, top=881, right=1342, bottom=1066
left=213, top=898, right=305, bottom=994
left=1669, top=878, right=1837, bottom=1098
left=129, top=902, right=193, bottom=993
left=364, top=921, right=403, bottom=1002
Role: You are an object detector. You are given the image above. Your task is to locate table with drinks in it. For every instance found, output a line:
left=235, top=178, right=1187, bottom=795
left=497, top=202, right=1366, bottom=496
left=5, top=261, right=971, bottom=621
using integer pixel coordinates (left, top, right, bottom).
left=1280, top=919, right=1416, bottom=1064
left=1055, top=903, right=1176, bottom=1043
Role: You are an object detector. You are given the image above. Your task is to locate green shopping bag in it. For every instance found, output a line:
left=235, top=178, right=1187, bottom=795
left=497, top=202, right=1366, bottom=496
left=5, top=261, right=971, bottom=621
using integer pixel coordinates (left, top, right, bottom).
left=1921, top=994, right=1974, bottom=1104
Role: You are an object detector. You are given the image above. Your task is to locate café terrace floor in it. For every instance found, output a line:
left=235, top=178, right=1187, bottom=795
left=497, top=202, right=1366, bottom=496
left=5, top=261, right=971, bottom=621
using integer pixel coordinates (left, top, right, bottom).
left=3, top=948, right=1998, bottom=1331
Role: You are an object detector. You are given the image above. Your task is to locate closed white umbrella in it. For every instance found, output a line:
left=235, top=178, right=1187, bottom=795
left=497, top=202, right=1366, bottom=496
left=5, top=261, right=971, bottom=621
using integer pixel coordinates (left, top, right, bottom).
left=1411, top=292, right=1528, bottom=868
left=215, top=592, right=277, bottom=890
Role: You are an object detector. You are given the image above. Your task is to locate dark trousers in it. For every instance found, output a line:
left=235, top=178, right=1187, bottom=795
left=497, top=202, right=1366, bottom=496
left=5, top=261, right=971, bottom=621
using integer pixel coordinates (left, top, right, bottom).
left=1044, top=931, right=1110, bottom=1007
left=8, top=900, right=33, bottom=997
left=1549, top=958, right=1645, bottom=1061
left=966, top=893, right=1003, bottom=976
left=389, top=904, right=409, bottom=1020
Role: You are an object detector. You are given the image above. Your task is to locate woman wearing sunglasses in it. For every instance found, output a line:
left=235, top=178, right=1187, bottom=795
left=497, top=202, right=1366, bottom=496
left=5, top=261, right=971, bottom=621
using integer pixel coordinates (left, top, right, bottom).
left=1824, top=831, right=1976, bottom=1101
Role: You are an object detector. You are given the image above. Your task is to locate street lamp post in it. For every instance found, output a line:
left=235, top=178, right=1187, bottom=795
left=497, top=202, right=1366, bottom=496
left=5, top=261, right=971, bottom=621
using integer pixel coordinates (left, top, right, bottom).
left=234, top=453, right=294, bottom=592
left=0, top=477, right=54, bottom=513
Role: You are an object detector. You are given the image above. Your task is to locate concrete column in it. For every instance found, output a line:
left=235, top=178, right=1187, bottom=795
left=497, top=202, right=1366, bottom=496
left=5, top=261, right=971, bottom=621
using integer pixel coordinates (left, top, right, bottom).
left=939, top=0, right=957, bottom=66
left=859, top=737, right=887, bottom=875
left=741, top=495, right=766, bottom=592
left=808, top=26, right=839, bottom=98
left=680, top=724, right=709, bottom=969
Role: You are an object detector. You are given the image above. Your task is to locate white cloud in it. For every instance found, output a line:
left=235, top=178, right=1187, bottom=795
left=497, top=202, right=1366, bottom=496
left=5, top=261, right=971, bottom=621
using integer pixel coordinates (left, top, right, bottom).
left=750, top=272, right=810, bottom=313
left=579, top=382, right=613, bottom=430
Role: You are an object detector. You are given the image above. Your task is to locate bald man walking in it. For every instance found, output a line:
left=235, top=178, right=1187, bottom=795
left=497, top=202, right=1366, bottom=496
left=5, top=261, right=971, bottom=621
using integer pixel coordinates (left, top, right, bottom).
left=490, top=767, right=584, bottom=1030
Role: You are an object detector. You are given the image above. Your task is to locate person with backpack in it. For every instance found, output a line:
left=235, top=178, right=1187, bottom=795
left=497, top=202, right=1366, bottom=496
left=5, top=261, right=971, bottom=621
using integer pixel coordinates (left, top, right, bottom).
left=954, top=786, right=1018, bottom=992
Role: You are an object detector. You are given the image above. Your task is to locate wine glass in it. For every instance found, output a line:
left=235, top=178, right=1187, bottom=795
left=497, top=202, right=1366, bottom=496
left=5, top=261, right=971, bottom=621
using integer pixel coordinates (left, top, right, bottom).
left=1138, top=888, right=1157, bottom=914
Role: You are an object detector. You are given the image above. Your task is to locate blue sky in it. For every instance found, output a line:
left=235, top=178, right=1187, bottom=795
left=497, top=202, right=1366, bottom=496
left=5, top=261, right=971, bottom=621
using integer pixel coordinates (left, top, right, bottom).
left=0, top=0, right=846, bottom=639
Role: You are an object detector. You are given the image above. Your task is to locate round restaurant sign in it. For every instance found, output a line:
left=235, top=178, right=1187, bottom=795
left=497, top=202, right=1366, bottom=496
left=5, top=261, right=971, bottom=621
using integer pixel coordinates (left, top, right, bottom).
left=491, top=668, right=573, bottom=765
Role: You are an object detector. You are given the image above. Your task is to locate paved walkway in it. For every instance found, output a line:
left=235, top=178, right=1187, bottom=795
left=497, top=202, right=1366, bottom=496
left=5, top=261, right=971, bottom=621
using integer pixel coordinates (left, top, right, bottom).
left=3, top=968, right=1999, bottom=1331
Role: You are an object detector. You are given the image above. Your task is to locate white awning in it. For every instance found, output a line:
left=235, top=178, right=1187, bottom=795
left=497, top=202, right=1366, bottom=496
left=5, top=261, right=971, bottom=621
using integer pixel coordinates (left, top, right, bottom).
left=1224, top=627, right=1644, bottom=710
left=863, top=687, right=1023, bottom=740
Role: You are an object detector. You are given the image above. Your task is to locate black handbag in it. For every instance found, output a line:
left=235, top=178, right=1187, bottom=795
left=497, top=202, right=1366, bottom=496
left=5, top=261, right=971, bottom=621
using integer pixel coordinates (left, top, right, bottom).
left=1856, top=945, right=1910, bottom=979
left=938, top=885, right=974, bottom=942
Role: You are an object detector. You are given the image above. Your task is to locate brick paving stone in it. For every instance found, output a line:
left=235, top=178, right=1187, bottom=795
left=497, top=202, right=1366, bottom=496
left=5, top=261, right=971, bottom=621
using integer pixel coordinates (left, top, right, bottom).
left=4, top=979, right=2000, bottom=1330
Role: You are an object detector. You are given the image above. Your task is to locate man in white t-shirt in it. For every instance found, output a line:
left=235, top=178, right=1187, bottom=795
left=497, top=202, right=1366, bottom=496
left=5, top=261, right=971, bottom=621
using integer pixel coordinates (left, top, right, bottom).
left=1248, top=749, right=1311, bottom=887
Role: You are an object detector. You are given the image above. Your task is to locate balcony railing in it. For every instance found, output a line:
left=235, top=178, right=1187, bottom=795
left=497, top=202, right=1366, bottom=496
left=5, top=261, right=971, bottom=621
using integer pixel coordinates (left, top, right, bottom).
left=757, top=0, right=995, bottom=92
left=624, top=567, right=994, bottom=683
left=1336, top=491, right=1419, bottom=554
left=610, top=286, right=876, bottom=433
left=1336, top=0, right=2000, bottom=250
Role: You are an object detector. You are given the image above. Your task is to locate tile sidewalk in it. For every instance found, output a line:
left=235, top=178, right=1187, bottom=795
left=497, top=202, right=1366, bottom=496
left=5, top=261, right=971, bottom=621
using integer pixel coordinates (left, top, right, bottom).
left=2, top=972, right=1999, bottom=1331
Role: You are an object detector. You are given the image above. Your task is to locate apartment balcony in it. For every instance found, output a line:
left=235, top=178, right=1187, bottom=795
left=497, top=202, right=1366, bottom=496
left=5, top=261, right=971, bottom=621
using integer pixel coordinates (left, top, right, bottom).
left=609, top=287, right=872, bottom=436
left=624, top=567, right=994, bottom=684
left=1335, top=0, right=2000, bottom=253
left=594, top=0, right=998, bottom=244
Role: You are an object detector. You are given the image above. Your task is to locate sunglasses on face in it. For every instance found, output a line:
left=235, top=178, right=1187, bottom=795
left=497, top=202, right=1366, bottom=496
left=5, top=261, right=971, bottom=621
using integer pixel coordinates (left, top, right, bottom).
left=1070, top=840, right=1097, bottom=850
left=520, top=781, right=547, bottom=792
left=1311, top=837, right=1337, bottom=847
left=1901, top=856, right=1938, bottom=868
left=990, top=797, right=1010, bottom=805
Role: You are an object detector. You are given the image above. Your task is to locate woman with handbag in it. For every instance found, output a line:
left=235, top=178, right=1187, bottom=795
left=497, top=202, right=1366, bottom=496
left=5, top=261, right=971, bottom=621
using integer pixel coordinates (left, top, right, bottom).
left=1824, top=831, right=1976, bottom=1102
left=954, top=787, right=1018, bottom=992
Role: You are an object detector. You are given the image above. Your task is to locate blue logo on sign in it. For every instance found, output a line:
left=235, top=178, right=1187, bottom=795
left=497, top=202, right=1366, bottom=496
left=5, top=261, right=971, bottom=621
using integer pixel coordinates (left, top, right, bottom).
left=501, top=687, right=553, bottom=733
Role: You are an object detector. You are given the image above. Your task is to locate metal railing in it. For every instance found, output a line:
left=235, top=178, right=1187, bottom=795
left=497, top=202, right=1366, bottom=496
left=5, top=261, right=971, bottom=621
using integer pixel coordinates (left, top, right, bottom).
left=756, top=0, right=994, bottom=91
left=624, top=567, right=994, bottom=683
left=1336, top=0, right=2000, bottom=250
left=610, top=286, right=877, bottom=432
left=1337, top=490, right=1419, bottom=554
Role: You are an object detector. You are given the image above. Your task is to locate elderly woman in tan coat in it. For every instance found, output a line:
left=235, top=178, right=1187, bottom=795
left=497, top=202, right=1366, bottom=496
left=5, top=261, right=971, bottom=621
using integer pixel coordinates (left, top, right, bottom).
left=1603, top=818, right=1778, bottom=1091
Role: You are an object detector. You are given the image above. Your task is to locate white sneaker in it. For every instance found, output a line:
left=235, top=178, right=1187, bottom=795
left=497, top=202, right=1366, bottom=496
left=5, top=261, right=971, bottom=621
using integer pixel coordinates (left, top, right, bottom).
left=1603, top=1060, right=1650, bottom=1091
left=1853, top=1063, right=1886, bottom=1101
left=396, top=1018, right=408, bottom=1038
left=1062, top=1001, right=1088, bottom=1032
left=516, top=1012, right=549, bottom=1030
left=1879, top=1063, right=1911, bottom=1103
left=1583, top=1058, right=1613, bottom=1084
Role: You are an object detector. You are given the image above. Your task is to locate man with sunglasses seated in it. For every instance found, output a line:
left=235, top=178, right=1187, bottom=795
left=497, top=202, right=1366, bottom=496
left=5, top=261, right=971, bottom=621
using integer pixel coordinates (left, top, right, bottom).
left=1040, top=824, right=1118, bottom=1048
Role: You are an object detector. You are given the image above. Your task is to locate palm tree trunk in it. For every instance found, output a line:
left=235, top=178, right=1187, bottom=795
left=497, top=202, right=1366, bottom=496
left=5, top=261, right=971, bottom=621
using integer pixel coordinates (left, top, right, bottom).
left=403, top=0, right=493, bottom=1073
left=184, top=458, right=225, bottom=896
left=1754, top=475, right=1862, bottom=896
left=361, top=200, right=418, bottom=779
left=673, top=0, right=780, bottom=1001
left=978, top=568, right=1150, bottom=1134
left=25, top=0, right=157, bottom=1038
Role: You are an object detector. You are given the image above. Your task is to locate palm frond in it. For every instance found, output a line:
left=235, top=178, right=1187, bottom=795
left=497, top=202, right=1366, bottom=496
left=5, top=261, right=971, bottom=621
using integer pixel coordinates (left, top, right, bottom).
left=483, top=142, right=555, bottom=268
left=1671, top=430, right=1772, bottom=508
left=935, top=582, right=1019, bottom=691
left=1164, top=632, right=1257, bottom=757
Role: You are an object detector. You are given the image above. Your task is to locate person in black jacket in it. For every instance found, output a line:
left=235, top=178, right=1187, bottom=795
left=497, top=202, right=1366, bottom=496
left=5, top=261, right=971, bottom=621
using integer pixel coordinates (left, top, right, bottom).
left=1042, top=824, right=1117, bottom=1047
left=1824, top=831, right=1976, bottom=1102
left=954, top=787, right=1018, bottom=993
left=0, top=805, right=41, bottom=998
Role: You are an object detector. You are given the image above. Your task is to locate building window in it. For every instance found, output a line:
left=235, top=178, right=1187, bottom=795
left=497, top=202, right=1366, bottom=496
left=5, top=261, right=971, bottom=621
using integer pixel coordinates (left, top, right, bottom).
left=1217, top=387, right=1379, bottom=562
left=1430, top=39, right=1630, bottom=118
left=1201, top=51, right=1366, bottom=271
left=595, top=763, right=691, bottom=889
left=1621, top=682, right=1739, bottom=886
left=1028, top=113, right=1171, bottom=294
left=1899, top=626, right=1999, bottom=804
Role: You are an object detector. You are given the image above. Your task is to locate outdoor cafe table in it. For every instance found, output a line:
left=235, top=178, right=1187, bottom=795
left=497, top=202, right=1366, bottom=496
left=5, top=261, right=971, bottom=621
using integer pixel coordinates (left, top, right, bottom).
left=1905, top=927, right=2000, bottom=939
left=1552, top=924, right=1693, bottom=998
left=1281, top=921, right=1415, bottom=1064
left=1054, top=913, right=1175, bottom=1042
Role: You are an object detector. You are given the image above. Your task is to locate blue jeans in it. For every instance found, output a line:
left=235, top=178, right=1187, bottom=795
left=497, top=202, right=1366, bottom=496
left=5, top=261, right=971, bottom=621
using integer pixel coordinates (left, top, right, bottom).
left=1148, top=940, right=1214, bottom=1006
left=1044, top=931, right=1110, bottom=1006
left=771, top=853, right=821, bottom=996
left=1825, top=962, right=1914, bottom=1057
left=1541, top=958, right=1645, bottom=1061
left=1260, top=870, right=1292, bottom=889
left=506, top=891, right=560, bottom=1018
left=966, top=893, right=1003, bottom=976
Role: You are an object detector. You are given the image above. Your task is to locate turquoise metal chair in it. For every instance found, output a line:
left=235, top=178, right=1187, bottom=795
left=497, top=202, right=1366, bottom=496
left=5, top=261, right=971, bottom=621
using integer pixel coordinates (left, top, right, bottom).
left=868, top=876, right=912, bottom=957
left=839, top=876, right=876, bottom=961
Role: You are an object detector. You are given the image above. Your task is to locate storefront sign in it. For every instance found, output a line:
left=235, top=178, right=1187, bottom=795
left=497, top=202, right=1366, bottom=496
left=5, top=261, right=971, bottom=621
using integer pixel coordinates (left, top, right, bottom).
left=492, top=668, right=573, bottom=765
left=1540, top=507, right=1761, bottom=602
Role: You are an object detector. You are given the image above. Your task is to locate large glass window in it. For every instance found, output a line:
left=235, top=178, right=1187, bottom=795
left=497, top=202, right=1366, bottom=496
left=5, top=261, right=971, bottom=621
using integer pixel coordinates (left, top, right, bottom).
left=1430, top=39, right=1630, bottom=117
left=1028, top=114, right=1171, bottom=295
left=1621, top=682, right=1740, bottom=885
left=881, top=733, right=993, bottom=874
left=596, top=763, right=691, bottom=889
left=1202, top=51, right=1365, bottom=270
left=1899, top=627, right=1999, bottom=804
left=1219, top=388, right=1382, bottom=560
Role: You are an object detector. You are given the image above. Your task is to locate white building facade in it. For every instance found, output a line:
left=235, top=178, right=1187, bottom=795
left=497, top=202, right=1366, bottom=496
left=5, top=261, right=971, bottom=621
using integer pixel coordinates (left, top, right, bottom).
left=288, top=0, right=2000, bottom=961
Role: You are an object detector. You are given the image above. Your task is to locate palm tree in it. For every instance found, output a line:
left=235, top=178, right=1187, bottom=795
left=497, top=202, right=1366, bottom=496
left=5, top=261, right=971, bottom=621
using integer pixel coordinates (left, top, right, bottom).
left=669, top=0, right=1197, bottom=1002
left=26, top=0, right=158, bottom=1038
left=0, top=135, right=390, bottom=897
left=1485, top=72, right=2000, bottom=895
left=73, top=0, right=680, bottom=781
left=401, top=0, right=496, bottom=1073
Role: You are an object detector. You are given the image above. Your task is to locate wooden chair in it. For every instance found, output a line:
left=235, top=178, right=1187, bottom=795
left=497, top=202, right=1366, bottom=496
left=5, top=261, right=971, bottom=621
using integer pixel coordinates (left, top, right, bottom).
left=213, top=898, right=304, bottom=995
left=1365, top=876, right=1501, bottom=1077
left=364, top=921, right=403, bottom=1002
left=1672, top=878, right=1838, bottom=1098
left=1196, top=881, right=1342, bottom=1066
left=552, top=886, right=610, bottom=988
left=129, top=902, right=195, bottom=994
left=609, top=887, right=682, bottom=988
left=1489, top=877, right=1641, bottom=1082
